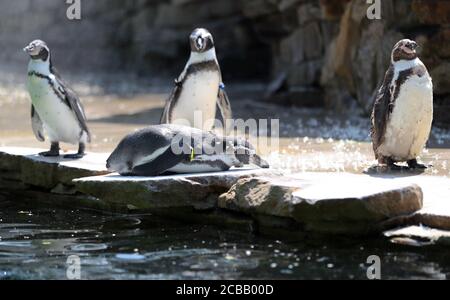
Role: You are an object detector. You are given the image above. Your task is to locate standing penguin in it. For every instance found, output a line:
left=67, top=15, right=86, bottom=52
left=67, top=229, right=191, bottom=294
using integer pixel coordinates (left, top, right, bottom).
left=106, top=124, right=268, bottom=176
left=160, top=28, right=232, bottom=132
left=23, top=40, right=91, bottom=158
left=371, top=39, right=433, bottom=169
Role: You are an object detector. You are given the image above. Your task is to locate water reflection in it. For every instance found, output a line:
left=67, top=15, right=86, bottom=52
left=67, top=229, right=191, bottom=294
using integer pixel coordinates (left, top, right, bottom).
left=0, top=200, right=449, bottom=279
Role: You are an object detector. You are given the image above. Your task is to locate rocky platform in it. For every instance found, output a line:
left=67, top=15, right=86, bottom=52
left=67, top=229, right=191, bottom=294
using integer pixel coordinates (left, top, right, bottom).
left=1, top=147, right=450, bottom=244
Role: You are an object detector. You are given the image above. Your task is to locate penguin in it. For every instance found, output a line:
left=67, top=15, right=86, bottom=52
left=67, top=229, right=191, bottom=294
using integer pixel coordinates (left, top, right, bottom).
left=160, top=28, right=232, bottom=132
left=23, top=40, right=91, bottom=158
left=106, top=124, right=269, bottom=176
left=371, top=39, right=433, bottom=169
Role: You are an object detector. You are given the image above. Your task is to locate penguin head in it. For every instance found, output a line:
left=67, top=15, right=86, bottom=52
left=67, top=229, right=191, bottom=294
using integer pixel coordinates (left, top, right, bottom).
left=391, top=39, right=418, bottom=63
left=106, top=139, right=134, bottom=174
left=23, top=40, right=50, bottom=61
left=189, top=28, right=214, bottom=53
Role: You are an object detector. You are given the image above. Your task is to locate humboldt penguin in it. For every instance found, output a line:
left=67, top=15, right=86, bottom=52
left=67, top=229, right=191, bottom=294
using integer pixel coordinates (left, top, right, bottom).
left=106, top=124, right=269, bottom=176
left=371, top=39, right=433, bottom=169
left=160, top=28, right=232, bottom=132
left=24, top=39, right=91, bottom=158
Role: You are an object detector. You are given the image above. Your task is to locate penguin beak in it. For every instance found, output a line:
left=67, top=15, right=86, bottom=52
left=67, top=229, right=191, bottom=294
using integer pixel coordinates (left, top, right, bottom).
left=23, top=45, right=33, bottom=54
left=407, top=42, right=418, bottom=51
left=195, top=37, right=205, bottom=51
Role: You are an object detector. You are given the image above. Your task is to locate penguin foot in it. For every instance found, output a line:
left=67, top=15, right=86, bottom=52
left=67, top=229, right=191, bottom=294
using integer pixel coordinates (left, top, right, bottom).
left=63, top=153, right=85, bottom=159
left=39, top=150, right=60, bottom=157
left=387, top=163, right=403, bottom=171
left=39, top=142, right=60, bottom=157
left=407, top=159, right=427, bottom=169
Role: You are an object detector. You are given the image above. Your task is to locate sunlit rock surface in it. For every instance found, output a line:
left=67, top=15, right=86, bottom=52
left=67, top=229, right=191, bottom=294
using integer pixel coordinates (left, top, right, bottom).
left=74, top=169, right=275, bottom=211
left=0, top=147, right=109, bottom=189
left=385, top=226, right=450, bottom=247
left=218, top=173, right=423, bottom=235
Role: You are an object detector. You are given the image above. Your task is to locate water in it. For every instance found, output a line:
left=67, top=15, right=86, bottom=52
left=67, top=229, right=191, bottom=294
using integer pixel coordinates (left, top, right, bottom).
left=0, top=200, right=449, bottom=280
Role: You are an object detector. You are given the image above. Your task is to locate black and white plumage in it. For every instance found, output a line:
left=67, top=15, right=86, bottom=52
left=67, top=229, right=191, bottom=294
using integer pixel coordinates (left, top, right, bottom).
left=160, top=28, right=232, bottom=132
left=106, top=124, right=269, bottom=176
left=24, top=40, right=90, bottom=158
left=371, top=39, right=433, bottom=169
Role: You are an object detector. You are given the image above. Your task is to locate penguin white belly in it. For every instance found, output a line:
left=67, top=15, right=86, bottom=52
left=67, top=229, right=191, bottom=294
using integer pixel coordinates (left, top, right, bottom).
left=378, top=75, right=433, bottom=161
left=171, top=71, right=219, bottom=130
left=27, top=77, right=82, bottom=144
left=167, top=155, right=236, bottom=173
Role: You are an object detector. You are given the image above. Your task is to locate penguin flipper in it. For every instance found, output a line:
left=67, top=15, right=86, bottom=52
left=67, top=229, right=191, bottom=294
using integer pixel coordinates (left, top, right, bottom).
left=63, top=87, right=91, bottom=143
left=131, top=147, right=187, bottom=176
left=371, top=66, right=395, bottom=156
left=160, top=83, right=182, bottom=124
left=31, top=105, right=45, bottom=142
left=52, top=74, right=91, bottom=143
left=217, top=87, right=232, bottom=132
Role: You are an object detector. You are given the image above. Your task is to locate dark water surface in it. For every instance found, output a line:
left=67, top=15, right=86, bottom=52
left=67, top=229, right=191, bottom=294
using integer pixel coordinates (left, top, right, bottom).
left=0, top=199, right=449, bottom=280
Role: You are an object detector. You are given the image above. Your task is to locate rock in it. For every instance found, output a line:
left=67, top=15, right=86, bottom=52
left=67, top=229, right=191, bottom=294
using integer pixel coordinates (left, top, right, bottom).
left=319, top=0, right=351, bottom=20
left=74, top=168, right=274, bottom=211
left=412, top=176, right=450, bottom=230
left=364, top=172, right=450, bottom=231
left=297, top=2, right=322, bottom=25
left=385, top=226, right=450, bottom=247
left=430, top=63, right=450, bottom=95
left=218, top=173, right=423, bottom=235
left=287, top=60, right=323, bottom=86
left=267, top=86, right=324, bottom=107
left=412, top=0, right=450, bottom=25
left=3, top=147, right=450, bottom=239
left=0, top=147, right=109, bottom=189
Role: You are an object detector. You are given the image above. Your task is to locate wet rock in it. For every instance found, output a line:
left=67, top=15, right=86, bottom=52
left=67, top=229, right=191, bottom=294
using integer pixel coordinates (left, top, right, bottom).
left=385, top=226, right=450, bottom=247
left=74, top=169, right=274, bottom=211
left=218, top=173, right=423, bottom=235
left=0, top=147, right=109, bottom=189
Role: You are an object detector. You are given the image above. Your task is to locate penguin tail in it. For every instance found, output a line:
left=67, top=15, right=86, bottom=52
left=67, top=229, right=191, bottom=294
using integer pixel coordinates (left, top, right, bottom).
left=250, top=154, right=270, bottom=169
left=229, top=136, right=270, bottom=169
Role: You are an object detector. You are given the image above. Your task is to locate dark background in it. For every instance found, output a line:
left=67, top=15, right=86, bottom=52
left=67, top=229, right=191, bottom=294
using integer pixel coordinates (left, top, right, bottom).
left=1, top=0, right=449, bottom=125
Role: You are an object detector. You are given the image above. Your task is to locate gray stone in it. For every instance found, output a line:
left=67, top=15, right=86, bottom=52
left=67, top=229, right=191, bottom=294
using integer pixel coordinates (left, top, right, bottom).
left=297, top=2, right=322, bottom=25
left=385, top=226, right=450, bottom=247
left=0, top=147, right=109, bottom=189
left=74, top=168, right=275, bottom=211
left=430, top=63, right=450, bottom=95
left=219, top=173, right=424, bottom=235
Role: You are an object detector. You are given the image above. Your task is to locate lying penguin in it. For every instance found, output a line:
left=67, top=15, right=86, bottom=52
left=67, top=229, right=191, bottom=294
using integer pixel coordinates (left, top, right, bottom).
left=106, top=124, right=269, bottom=176
left=371, top=39, right=433, bottom=169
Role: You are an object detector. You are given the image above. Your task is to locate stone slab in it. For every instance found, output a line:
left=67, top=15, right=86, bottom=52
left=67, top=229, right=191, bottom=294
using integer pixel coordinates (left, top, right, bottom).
left=219, top=173, right=424, bottom=235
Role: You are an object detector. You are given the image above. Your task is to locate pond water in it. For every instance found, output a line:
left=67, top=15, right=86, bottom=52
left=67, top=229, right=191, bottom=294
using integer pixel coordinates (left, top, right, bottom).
left=0, top=200, right=449, bottom=280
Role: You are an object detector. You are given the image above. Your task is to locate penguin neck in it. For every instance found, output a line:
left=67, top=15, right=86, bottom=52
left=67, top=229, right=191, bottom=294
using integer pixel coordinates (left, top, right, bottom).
left=392, top=57, right=421, bottom=81
left=188, top=47, right=217, bottom=65
left=392, top=57, right=420, bottom=73
left=28, top=56, right=52, bottom=76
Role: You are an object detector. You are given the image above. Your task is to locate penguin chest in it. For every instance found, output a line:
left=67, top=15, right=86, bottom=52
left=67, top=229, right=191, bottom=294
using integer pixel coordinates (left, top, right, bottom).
left=27, top=76, right=81, bottom=144
left=171, top=71, right=220, bottom=130
left=379, top=75, right=433, bottom=161
left=168, top=154, right=238, bottom=173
